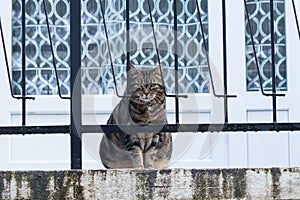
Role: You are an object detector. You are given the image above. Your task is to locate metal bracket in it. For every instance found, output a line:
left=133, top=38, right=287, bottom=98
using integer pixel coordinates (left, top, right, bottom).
left=0, top=18, right=35, bottom=100
left=42, top=0, right=70, bottom=100
left=195, top=0, right=237, bottom=99
left=292, top=0, right=300, bottom=40
left=244, top=0, right=285, bottom=98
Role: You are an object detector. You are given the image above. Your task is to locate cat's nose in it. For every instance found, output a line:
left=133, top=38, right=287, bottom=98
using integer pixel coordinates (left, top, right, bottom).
left=144, top=89, right=150, bottom=95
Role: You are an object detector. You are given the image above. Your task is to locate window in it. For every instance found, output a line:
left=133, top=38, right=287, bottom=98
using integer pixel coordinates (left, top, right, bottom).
left=12, top=0, right=209, bottom=95
left=245, top=0, right=287, bottom=91
left=12, top=0, right=71, bottom=95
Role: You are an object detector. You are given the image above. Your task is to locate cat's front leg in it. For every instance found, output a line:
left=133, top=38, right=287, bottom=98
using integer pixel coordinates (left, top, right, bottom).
left=143, top=150, right=157, bottom=169
left=143, top=134, right=159, bottom=168
left=129, top=147, right=144, bottom=168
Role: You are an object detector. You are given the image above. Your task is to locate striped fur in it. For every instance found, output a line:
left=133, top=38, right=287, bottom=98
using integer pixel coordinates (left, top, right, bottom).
left=99, top=64, right=172, bottom=169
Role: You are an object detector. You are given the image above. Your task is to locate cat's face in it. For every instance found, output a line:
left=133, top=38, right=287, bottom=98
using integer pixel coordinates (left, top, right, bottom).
left=129, top=64, right=165, bottom=104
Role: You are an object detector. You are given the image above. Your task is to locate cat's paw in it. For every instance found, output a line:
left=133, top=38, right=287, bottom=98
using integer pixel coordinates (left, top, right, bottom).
left=135, top=165, right=144, bottom=169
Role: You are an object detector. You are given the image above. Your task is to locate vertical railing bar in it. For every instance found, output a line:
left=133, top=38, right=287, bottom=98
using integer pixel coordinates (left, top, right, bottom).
left=99, top=0, right=125, bottom=98
left=222, top=0, right=229, bottom=123
left=126, top=0, right=131, bottom=93
left=0, top=18, right=34, bottom=100
left=21, top=0, right=26, bottom=126
left=243, top=0, right=284, bottom=97
left=244, top=0, right=266, bottom=94
left=42, top=0, right=70, bottom=100
left=173, top=0, right=180, bottom=124
left=291, top=0, right=300, bottom=40
left=0, top=18, right=17, bottom=99
left=195, top=0, right=237, bottom=99
left=146, top=0, right=162, bottom=71
left=270, top=0, right=277, bottom=123
left=146, top=0, right=187, bottom=99
left=70, top=0, right=82, bottom=169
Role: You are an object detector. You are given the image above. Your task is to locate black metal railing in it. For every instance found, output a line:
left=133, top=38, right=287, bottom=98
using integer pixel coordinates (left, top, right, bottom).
left=0, top=0, right=299, bottom=169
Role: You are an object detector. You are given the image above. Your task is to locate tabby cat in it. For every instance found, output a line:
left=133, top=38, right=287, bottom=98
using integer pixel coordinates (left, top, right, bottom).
left=99, top=64, right=172, bottom=169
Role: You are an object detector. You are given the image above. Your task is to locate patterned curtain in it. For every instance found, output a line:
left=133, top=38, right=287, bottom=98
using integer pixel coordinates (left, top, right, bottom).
left=11, top=0, right=209, bottom=95
left=245, top=0, right=287, bottom=91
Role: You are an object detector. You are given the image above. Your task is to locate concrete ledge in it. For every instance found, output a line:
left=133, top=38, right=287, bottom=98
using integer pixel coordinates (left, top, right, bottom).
left=1, top=168, right=300, bottom=199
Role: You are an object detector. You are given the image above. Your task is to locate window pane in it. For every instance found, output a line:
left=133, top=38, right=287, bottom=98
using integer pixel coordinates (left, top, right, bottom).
left=12, top=0, right=70, bottom=95
left=12, top=0, right=209, bottom=95
left=245, top=0, right=287, bottom=91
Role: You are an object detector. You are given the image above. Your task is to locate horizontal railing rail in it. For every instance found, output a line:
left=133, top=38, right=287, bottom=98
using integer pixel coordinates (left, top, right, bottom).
left=1, top=123, right=300, bottom=135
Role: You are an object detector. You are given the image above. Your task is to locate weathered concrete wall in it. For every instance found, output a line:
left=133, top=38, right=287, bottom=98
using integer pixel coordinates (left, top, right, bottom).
left=1, top=168, right=300, bottom=199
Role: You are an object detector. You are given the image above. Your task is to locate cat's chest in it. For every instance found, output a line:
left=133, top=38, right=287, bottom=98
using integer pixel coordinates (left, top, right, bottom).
left=144, top=104, right=155, bottom=113
left=131, top=132, right=158, bottom=151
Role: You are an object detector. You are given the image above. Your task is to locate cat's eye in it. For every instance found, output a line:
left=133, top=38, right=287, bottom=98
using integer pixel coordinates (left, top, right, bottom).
left=150, top=84, right=161, bottom=89
left=131, top=84, right=142, bottom=90
left=136, top=86, right=143, bottom=91
left=133, top=85, right=145, bottom=93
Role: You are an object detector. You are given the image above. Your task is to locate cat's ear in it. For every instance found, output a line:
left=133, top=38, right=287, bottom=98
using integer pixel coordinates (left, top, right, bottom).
left=130, top=64, right=141, bottom=76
